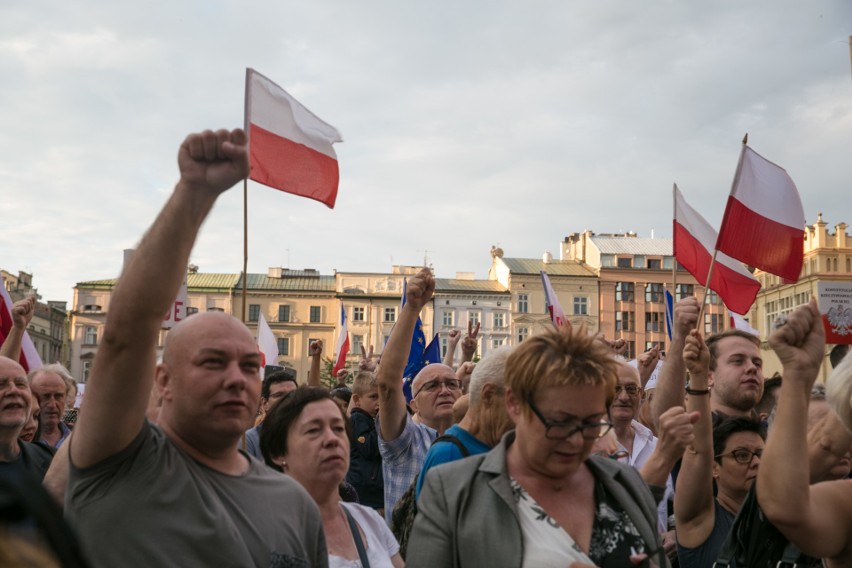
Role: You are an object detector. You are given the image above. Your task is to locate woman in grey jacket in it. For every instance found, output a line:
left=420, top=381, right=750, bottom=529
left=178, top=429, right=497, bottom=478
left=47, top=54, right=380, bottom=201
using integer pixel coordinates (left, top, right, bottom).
left=407, top=326, right=667, bottom=568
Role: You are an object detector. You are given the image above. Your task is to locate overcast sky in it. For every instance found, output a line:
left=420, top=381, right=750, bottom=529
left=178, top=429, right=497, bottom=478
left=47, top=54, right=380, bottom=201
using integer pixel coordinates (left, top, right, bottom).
left=2, top=1, right=850, bottom=304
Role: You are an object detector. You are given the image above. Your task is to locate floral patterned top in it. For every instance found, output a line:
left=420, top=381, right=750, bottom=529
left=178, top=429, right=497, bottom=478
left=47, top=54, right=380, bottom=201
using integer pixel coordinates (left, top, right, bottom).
left=510, top=477, right=650, bottom=567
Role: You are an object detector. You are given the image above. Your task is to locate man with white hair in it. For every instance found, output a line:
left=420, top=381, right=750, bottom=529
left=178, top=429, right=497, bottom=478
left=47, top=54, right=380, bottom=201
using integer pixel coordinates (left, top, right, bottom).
left=415, top=345, right=514, bottom=499
left=30, top=364, right=75, bottom=448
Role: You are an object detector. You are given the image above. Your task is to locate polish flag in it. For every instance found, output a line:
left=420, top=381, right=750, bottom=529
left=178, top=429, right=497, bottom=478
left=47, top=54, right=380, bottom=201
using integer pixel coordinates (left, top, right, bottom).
left=729, top=311, right=759, bottom=336
left=673, top=185, right=761, bottom=315
left=245, top=68, right=343, bottom=208
left=540, top=271, right=568, bottom=328
left=0, top=282, right=42, bottom=372
left=332, top=303, right=350, bottom=376
left=715, top=145, right=805, bottom=282
left=256, top=313, right=278, bottom=376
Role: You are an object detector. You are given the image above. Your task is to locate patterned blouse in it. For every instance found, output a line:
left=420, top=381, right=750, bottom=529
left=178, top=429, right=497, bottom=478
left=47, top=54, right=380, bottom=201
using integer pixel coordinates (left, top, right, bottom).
left=510, top=477, right=650, bottom=567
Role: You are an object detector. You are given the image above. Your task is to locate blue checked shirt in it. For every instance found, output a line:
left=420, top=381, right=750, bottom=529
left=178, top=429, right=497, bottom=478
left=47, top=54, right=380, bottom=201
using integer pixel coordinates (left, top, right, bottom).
left=377, top=413, right=436, bottom=524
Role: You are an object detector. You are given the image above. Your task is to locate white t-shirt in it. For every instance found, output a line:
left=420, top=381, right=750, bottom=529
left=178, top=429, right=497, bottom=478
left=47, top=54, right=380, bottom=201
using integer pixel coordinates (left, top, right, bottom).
left=329, top=502, right=400, bottom=568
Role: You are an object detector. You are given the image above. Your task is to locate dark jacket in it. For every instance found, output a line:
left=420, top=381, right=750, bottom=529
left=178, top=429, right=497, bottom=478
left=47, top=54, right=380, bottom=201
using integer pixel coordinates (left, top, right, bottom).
left=346, top=408, right=384, bottom=509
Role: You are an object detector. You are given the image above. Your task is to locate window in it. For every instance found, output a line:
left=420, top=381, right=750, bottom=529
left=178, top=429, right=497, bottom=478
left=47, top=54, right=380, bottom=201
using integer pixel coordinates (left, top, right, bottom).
left=573, top=297, right=588, bottom=316
left=278, top=305, right=291, bottom=323
left=705, top=290, right=719, bottom=305
left=278, top=337, right=290, bottom=356
left=517, top=294, right=529, bottom=313
left=705, top=313, right=723, bottom=335
left=186, top=306, right=199, bottom=316
left=517, top=326, right=529, bottom=343
left=442, top=310, right=454, bottom=326
left=469, top=311, right=480, bottom=327
left=645, top=283, right=664, bottom=303
left=493, top=338, right=504, bottom=349
left=617, top=257, right=633, bottom=268
left=307, top=338, right=319, bottom=355
left=383, top=307, right=396, bottom=323
left=615, top=282, right=634, bottom=302
left=676, top=284, right=694, bottom=301
left=615, top=311, right=635, bottom=332
left=84, top=326, right=97, bottom=345
left=493, top=312, right=505, bottom=328
left=645, top=341, right=662, bottom=352
left=351, top=334, right=364, bottom=356
left=82, top=360, right=92, bottom=382
left=624, top=341, right=636, bottom=360
left=207, top=307, right=224, bottom=312
left=645, top=312, right=663, bottom=332
left=646, top=258, right=662, bottom=270
left=352, top=307, right=365, bottom=322
left=248, top=304, right=260, bottom=322
left=309, top=306, right=321, bottom=323
left=441, top=337, right=449, bottom=358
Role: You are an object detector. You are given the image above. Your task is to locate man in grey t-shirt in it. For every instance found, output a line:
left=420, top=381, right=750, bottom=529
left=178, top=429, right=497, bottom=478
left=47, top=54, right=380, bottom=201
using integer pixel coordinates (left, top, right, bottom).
left=65, top=128, right=326, bottom=568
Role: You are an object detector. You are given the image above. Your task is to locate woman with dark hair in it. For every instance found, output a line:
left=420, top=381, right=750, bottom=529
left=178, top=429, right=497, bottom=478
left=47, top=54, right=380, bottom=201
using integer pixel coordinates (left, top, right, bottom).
left=675, top=331, right=766, bottom=567
left=261, top=386, right=404, bottom=568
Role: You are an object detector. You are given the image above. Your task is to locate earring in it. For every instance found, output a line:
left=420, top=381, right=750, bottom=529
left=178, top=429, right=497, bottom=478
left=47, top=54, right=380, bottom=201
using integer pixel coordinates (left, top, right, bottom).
left=278, top=460, right=288, bottom=472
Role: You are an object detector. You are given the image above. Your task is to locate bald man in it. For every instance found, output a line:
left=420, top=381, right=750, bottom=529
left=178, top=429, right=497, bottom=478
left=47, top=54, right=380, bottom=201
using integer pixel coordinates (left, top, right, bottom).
left=0, top=356, right=53, bottom=479
left=376, top=268, right=462, bottom=521
left=64, top=129, right=326, bottom=568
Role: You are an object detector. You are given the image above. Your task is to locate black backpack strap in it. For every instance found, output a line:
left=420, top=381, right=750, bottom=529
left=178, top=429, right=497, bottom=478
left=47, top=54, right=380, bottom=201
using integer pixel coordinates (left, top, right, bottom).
left=342, top=505, right=371, bottom=568
left=432, top=434, right=470, bottom=457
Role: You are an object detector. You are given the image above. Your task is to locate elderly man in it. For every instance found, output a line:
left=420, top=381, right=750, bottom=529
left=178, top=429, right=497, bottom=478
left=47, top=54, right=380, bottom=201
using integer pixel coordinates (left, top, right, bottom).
left=414, top=344, right=513, bottom=499
left=65, top=128, right=326, bottom=568
left=0, top=356, right=54, bottom=479
left=376, top=267, right=462, bottom=521
left=30, top=364, right=75, bottom=448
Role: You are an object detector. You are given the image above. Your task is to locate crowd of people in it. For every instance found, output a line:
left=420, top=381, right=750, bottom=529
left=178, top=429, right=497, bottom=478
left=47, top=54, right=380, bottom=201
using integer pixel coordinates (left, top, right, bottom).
left=2, top=127, right=852, bottom=568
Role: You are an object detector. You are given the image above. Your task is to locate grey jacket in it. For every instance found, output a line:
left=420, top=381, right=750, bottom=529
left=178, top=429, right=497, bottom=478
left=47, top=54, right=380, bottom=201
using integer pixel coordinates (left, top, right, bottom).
left=407, top=432, right=669, bottom=568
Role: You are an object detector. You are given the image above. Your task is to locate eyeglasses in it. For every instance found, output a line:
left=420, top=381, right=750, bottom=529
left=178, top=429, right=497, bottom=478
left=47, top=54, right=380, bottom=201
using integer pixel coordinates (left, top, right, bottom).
left=715, top=448, right=763, bottom=464
left=412, top=378, right=462, bottom=398
left=614, top=384, right=641, bottom=397
left=526, top=397, right=613, bottom=440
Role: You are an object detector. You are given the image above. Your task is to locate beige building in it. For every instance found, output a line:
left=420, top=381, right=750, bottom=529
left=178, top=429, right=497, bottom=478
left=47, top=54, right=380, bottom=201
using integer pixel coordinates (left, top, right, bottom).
left=2, top=269, right=68, bottom=367
left=489, top=247, right=600, bottom=348
left=750, top=215, right=852, bottom=381
left=561, top=231, right=727, bottom=359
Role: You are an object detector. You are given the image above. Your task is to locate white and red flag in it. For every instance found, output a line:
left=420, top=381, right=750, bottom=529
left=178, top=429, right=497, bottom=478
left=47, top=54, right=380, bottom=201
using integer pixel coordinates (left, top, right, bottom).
left=715, top=145, right=805, bottom=282
left=245, top=68, right=342, bottom=208
left=256, top=312, right=278, bottom=375
left=540, top=271, right=567, bottom=328
left=729, top=311, right=759, bottom=336
left=673, top=185, right=760, bottom=315
left=0, top=282, right=42, bottom=372
left=332, top=303, right=350, bottom=376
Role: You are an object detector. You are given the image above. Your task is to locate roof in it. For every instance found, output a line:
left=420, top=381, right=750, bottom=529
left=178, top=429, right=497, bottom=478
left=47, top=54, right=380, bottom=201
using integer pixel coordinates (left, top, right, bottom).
left=434, top=279, right=510, bottom=294
left=499, top=258, right=597, bottom=277
left=76, top=273, right=240, bottom=291
left=238, top=273, right=336, bottom=292
left=590, top=237, right=673, bottom=256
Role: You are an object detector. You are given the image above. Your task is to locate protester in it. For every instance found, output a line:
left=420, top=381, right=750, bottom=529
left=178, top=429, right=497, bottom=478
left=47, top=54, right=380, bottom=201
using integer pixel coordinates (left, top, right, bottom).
left=755, top=373, right=782, bottom=424
left=408, top=324, right=664, bottom=567
left=346, top=371, right=384, bottom=511
left=0, top=297, right=35, bottom=361
left=261, top=386, right=403, bottom=568
left=758, top=301, right=852, bottom=567
left=64, top=128, right=326, bottom=567
left=244, top=368, right=298, bottom=459
left=19, top=405, right=40, bottom=443
left=804, top=383, right=852, bottom=482
left=415, top=345, right=513, bottom=499
left=376, top=268, right=462, bottom=521
left=674, top=330, right=765, bottom=567
left=29, top=364, right=74, bottom=449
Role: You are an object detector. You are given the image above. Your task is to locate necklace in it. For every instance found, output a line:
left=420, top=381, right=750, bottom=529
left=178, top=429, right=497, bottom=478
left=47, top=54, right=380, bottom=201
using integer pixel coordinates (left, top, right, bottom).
left=324, top=504, right=357, bottom=559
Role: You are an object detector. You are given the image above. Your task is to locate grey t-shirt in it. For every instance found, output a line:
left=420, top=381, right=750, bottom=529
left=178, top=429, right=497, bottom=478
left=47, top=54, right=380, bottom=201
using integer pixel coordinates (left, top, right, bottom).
left=66, top=422, right=327, bottom=568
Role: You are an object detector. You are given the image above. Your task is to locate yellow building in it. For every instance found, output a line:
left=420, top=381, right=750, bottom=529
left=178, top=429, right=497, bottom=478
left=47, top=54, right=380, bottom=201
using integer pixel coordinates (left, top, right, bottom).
left=750, top=215, right=852, bottom=381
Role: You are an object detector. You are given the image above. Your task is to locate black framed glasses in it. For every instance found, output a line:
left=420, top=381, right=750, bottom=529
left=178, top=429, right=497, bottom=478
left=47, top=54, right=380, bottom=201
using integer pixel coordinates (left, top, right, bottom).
left=526, top=396, right=612, bottom=440
left=614, top=384, right=641, bottom=397
left=715, top=448, right=763, bottom=464
left=412, top=378, right=462, bottom=398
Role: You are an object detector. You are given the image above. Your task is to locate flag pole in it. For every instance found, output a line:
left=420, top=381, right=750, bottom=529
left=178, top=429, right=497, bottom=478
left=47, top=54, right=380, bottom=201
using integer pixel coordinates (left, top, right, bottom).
left=696, top=250, right=718, bottom=331
left=672, top=184, right=678, bottom=294
left=241, top=178, right=248, bottom=323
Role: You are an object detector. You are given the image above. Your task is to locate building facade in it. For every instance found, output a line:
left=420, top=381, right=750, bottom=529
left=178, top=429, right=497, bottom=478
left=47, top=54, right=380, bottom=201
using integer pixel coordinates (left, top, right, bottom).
left=2, top=269, right=68, bottom=367
left=750, top=215, right=852, bottom=381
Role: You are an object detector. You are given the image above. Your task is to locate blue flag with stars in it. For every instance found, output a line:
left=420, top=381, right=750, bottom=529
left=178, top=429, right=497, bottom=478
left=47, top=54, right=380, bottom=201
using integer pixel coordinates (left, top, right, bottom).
left=665, top=289, right=674, bottom=341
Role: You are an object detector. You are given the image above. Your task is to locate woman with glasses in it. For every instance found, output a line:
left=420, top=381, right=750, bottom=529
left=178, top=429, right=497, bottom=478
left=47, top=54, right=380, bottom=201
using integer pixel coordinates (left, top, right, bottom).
left=407, top=325, right=666, bottom=568
left=675, top=331, right=766, bottom=567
